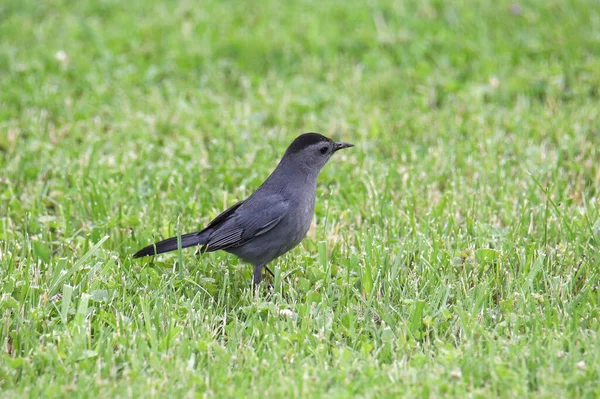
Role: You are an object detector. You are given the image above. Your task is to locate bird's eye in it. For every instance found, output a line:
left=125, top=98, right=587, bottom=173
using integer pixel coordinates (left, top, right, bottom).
left=320, top=146, right=328, bottom=154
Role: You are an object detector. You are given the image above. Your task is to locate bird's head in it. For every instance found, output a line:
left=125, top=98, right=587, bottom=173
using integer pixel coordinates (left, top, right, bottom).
left=282, top=132, right=353, bottom=172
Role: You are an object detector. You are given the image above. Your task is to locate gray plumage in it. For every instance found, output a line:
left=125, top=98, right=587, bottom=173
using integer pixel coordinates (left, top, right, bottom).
left=133, top=132, right=353, bottom=285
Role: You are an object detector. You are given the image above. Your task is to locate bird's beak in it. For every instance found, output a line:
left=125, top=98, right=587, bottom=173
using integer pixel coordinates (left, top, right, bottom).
left=333, top=141, right=354, bottom=152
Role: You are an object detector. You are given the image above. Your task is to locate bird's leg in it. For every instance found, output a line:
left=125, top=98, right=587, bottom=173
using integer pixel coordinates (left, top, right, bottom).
left=252, top=264, right=264, bottom=285
left=264, top=265, right=275, bottom=278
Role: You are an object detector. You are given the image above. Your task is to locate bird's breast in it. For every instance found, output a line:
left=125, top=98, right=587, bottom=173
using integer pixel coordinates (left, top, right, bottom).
left=290, top=192, right=316, bottom=240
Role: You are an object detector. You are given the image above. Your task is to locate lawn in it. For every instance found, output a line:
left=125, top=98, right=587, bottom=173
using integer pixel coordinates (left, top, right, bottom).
left=1, top=0, right=600, bottom=397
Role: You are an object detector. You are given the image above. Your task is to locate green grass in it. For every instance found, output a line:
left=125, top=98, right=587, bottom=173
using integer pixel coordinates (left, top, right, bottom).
left=1, top=0, right=600, bottom=397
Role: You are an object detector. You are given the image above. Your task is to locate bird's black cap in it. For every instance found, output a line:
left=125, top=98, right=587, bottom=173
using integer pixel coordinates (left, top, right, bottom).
left=285, top=133, right=332, bottom=155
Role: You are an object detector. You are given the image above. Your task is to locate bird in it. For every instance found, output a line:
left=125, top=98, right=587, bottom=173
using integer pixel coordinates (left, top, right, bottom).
left=133, top=132, right=353, bottom=285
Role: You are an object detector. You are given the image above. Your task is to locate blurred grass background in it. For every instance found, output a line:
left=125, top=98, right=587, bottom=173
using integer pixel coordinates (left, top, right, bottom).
left=1, top=0, right=600, bottom=397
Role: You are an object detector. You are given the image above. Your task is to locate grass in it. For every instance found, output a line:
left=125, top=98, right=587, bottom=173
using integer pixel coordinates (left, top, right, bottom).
left=1, top=0, right=600, bottom=396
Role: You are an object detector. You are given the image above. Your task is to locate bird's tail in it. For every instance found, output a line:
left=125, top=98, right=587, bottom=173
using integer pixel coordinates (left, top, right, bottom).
left=133, top=232, right=207, bottom=258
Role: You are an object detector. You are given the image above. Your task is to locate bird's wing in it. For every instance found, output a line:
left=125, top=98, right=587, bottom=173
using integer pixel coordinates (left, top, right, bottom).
left=205, top=200, right=246, bottom=229
left=204, top=195, right=289, bottom=251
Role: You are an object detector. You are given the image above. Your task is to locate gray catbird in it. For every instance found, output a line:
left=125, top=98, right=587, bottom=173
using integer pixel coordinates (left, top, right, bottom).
left=133, top=132, right=353, bottom=284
